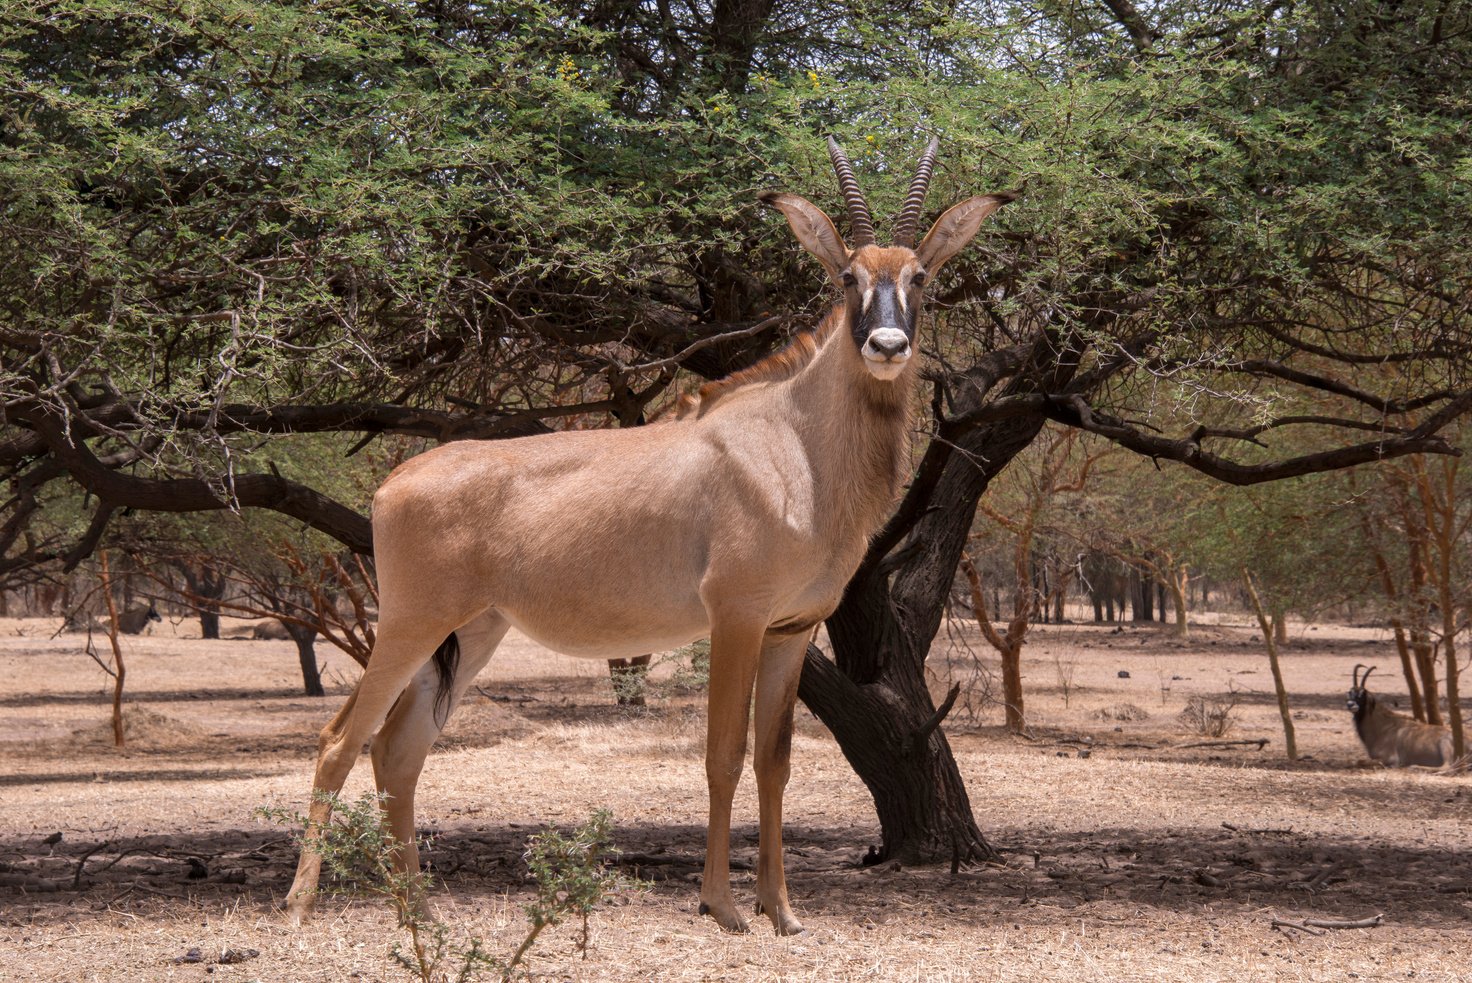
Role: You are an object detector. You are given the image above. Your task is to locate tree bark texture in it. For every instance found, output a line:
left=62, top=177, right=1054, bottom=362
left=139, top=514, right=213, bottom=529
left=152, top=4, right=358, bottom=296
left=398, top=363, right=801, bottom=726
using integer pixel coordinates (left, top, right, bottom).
left=1130, top=568, right=1154, bottom=621
left=179, top=562, right=226, bottom=641
left=285, top=623, right=325, bottom=697
left=1168, top=564, right=1189, bottom=638
left=800, top=395, right=1051, bottom=863
left=1243, top=569, right=1297, bottom=761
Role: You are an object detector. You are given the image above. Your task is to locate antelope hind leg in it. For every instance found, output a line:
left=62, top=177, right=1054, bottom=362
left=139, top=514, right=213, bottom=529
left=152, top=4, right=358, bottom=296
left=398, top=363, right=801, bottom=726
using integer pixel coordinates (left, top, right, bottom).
left=752, top=631, right=809, bottom=935
left=283, top=689, right=358, bottom=924
left=284, top=626, right=454, bottom=925
left=370, top=613, right=507, bottom=918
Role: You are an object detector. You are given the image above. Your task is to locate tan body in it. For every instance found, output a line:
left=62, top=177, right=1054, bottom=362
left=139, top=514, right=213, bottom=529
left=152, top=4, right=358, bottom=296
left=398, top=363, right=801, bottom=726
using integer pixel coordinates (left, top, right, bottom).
left=1352, top=694, right=1454, bottom=768
left=285, top=140, right=1011, bottom=934
left=380, top=358, right=895, bottom=661
left=252, top=619, right=292, bottom=641
left=66, top=602, right=160, bottom=635
left=1347, top=665, right=1455, bottom=768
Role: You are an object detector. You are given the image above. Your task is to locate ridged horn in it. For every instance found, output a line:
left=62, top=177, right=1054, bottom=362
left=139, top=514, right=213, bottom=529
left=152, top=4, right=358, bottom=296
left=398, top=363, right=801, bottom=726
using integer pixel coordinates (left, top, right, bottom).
left=826, top=135, right=875, bottom=246
left=893, top=137, right=940, bottom=247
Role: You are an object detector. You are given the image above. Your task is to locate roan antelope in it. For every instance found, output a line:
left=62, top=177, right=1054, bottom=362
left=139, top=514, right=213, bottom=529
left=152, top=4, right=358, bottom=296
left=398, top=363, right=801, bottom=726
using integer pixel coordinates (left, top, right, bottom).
left=285, top=138, right=1014, bottom=935
left=252, top=619, right=292, bottom=641
left=1347, top=664, right=1454, bottom=768
left=66, top=601, right=161, bottom=635
left=116, top=601, right=162, bottom=635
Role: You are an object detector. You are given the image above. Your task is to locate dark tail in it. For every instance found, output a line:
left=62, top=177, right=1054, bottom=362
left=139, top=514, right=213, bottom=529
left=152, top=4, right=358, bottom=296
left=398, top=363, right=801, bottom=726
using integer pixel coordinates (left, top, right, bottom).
left=431, top=633, right=460, bottom=727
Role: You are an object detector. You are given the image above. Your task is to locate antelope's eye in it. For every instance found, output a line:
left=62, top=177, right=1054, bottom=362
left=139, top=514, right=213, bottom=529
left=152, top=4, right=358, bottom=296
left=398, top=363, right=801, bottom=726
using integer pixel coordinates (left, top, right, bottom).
left=911, top=271, right=928, bottom=288
left=841, top=270, right=857, bottom=288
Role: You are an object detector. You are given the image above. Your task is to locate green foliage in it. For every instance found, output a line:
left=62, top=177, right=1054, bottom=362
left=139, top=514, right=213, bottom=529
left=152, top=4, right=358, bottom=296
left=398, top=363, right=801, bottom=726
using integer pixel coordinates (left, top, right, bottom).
left=667, top=638, right=712, bottom=694
left=257, top=794, right=630, bottom=982
left=1194, top=471, right=1375, bottom=617
left=7, top=1, right=1466, bottom=416
left=519, top=809, right=628, bottom=962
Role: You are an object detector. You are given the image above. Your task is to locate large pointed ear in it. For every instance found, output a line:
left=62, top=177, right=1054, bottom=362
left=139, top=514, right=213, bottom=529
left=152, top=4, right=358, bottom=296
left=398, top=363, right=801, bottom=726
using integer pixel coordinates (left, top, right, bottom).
left=760, top=191, right=851, bottom=282
left=914, top=192, right=1017, bottom=273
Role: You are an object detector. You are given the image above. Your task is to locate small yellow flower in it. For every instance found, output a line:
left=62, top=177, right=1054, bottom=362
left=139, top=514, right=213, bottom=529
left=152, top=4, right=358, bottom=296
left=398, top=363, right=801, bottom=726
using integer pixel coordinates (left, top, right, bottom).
left=806, top=70, right=820, bottom=89
left=865, top=134, right=875, bottom=144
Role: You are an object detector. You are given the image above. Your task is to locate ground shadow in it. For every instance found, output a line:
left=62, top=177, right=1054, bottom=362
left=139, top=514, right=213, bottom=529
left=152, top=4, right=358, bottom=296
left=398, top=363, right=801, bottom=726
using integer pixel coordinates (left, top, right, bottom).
left=0, top=687, right=326, bottom=709
left=4, top=815, right=1467, bottom=933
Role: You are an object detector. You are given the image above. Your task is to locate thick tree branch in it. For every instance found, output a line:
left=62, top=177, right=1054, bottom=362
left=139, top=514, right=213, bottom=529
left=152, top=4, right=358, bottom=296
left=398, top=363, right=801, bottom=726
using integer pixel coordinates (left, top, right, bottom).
left=1042, top=393, right=1465, bottom=485
left=1235, top=359, right=1455, bottom=415
left=17, top=406, right=373, bottom=554
left=1098, top=0, right=1158, bottom=52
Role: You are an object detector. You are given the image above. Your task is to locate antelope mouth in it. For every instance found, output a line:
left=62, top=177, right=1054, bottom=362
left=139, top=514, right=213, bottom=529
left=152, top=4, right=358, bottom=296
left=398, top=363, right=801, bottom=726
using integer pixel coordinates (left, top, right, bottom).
left=861, top=328, right=912, bottom=380
left=862, top=352, right=910, bottom=380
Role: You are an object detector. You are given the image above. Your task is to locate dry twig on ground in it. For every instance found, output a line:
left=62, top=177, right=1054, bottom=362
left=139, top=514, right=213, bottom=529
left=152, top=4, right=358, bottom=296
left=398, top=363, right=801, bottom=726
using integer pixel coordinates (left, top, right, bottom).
left=1270, top=913, right=1384, bottom=935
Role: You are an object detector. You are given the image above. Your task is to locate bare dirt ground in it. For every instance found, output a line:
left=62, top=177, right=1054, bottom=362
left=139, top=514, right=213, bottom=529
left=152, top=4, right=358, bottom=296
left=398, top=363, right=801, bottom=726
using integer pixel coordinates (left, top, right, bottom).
left=1, top=612, right=1468, bottom=982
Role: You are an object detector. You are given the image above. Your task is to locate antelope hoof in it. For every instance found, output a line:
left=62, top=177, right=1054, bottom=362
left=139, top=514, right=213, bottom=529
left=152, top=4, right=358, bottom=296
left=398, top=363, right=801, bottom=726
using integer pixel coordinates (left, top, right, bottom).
left=698, top=899, right=750, bottom=934
left=755, top=899, right=805, bottom=936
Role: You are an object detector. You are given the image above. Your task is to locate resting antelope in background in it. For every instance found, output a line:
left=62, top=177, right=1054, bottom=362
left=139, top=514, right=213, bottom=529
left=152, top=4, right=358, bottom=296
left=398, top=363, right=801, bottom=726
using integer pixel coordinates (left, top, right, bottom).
left=66, top=600, right=161, bottom=635
left=116, top=601, right=162, bottom=635
left=1347, top=664, right=1454, bottom=768
left=285, top=138, right=1014, bottom=935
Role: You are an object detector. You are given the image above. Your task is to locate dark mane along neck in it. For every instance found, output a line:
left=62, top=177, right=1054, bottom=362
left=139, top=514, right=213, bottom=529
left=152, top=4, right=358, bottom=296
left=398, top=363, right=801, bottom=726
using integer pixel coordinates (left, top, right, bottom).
left=675, top=307, right=844, bottom=420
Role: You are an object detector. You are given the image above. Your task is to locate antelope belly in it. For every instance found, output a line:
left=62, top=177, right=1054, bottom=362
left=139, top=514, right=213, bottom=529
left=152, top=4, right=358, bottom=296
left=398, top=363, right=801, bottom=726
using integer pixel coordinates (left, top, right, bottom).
left=500, top=602, right=710, bottom=661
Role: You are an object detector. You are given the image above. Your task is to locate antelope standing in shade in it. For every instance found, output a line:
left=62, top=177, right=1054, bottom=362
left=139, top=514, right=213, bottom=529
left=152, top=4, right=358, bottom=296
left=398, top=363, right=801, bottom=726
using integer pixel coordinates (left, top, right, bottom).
left=285, top=139, right=1014, bottom=935
left=1347, top=664, right=1454, bottom=768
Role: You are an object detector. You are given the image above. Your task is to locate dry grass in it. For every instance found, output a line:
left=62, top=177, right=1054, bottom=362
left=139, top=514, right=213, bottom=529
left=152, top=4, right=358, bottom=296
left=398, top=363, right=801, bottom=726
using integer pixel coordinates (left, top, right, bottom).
left=1, top=613, right=1469, bottom=982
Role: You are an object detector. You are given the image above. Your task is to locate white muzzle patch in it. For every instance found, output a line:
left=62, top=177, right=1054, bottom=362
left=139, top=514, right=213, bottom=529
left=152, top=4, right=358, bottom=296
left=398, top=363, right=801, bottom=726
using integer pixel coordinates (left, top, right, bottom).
left=862, top=328, right=912, bottom=380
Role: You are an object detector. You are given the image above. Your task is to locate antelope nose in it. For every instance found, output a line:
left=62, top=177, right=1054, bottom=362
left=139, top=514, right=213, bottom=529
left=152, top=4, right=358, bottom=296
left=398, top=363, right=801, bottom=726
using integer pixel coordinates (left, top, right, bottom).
left=867, top=329, right=910, bottom=359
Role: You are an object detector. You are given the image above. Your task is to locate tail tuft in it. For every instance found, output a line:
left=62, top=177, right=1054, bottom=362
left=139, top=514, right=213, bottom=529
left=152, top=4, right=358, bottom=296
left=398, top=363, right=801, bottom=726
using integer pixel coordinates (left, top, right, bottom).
left=431, top=633, right=460, bottom=727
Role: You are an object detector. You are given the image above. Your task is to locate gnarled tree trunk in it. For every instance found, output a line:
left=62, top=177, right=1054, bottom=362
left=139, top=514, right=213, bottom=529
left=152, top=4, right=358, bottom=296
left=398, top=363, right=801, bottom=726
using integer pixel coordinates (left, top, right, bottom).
left=799, top=365, right=1058, bottom=862
left=283, top=621, right=324, bottom=697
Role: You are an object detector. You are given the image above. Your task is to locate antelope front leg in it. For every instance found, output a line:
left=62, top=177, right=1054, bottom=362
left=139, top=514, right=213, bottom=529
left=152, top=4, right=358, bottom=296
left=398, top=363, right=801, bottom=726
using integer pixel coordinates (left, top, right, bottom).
left=752, top=631, right=809, bottom=935
left=699, top=618, right=762, bottom=933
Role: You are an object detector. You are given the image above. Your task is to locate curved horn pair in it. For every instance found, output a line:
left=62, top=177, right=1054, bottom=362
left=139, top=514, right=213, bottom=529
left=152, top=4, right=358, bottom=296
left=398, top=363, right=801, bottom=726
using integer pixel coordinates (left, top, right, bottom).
left=1353, top=664, right=1377, bottom=688
left=825, top=136, right=941, bottom=248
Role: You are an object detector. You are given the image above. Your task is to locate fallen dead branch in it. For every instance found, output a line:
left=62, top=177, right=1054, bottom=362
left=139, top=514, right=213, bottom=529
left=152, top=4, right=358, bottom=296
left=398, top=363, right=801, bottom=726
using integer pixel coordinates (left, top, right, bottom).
left=474, top=686, right=540, bottom=704
left=1222, top=822, right=1295, bottom=834
left=1292, top=863, right=1344, bottom=893
left=1175, top=738, right=1269, bottom=751
left=1270, top=913, right=1384, bottom=935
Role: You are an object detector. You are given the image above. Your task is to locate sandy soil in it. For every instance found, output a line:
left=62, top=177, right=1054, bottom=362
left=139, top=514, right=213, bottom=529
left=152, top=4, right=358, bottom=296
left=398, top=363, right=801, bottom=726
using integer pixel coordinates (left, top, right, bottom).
left=1, top=612, right=1468, bottom=982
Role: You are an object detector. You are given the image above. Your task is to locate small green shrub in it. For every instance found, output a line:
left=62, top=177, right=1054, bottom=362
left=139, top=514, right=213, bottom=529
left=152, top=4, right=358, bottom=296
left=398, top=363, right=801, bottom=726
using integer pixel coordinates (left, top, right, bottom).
left=516, top=809, right=627, bottom=963
left=258, top=795, right=631, bottom=981
left=1178, top=694, right=1239, bottom=738
left=667, top=638, right=711, bottom=693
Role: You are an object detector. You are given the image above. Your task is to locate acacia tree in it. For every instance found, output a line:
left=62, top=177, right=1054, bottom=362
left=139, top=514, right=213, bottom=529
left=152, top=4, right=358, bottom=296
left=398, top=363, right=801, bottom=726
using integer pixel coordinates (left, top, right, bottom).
left=1345, top=441, right=1471, bottom=758
left=4, top=1, right=1471, bottom=864
left=959, top=426, right=1104, bottom=733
